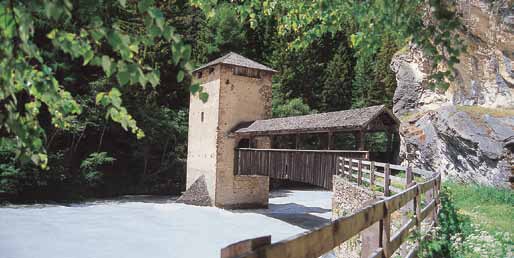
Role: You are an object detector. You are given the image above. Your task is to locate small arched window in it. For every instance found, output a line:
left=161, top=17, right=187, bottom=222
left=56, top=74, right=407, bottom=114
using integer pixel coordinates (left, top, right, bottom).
left=201, top=112, right=204, bottom=122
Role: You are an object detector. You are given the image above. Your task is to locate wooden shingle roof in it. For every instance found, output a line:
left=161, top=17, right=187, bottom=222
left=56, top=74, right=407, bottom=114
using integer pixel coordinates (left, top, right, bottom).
left=234, top=105, right=399, bottom=135
left=193, top=52, right=277, bottom=73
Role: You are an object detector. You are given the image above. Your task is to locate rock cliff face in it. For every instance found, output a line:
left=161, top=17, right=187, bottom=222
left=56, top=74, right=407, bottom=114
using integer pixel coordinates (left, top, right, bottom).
left=391, top=0, right=514, bottom=187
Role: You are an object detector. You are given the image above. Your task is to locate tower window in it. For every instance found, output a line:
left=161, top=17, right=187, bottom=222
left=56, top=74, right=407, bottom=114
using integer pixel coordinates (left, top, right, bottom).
left=233, top=67, right=260, bottom=78
left=209, top=67, right=215, bottom=74
left=201, top=112, right=204, bottom=122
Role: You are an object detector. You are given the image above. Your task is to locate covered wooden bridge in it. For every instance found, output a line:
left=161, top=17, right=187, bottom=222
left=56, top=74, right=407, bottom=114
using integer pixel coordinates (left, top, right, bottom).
left=232, top=105, right=401, bottom=189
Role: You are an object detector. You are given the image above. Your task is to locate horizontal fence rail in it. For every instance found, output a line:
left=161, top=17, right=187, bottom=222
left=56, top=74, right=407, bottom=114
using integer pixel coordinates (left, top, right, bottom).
left=338, top=158, right=435, bottom=195
left=235, top=148, right=370, bottom=189
left=224, top=158, right=441, bottom=258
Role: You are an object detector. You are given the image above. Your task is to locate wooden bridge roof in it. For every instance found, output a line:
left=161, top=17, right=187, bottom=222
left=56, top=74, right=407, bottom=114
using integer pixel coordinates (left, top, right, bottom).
left=233, top=105, right=399, bottom=136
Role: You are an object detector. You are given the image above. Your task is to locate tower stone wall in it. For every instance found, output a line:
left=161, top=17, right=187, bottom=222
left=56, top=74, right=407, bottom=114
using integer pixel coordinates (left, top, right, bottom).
left=185, top=56, right=273, bottom=208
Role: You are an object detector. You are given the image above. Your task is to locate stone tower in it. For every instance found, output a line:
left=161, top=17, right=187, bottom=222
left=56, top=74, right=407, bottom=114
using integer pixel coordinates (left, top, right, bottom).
left=181, top=52, right=275, bottom=208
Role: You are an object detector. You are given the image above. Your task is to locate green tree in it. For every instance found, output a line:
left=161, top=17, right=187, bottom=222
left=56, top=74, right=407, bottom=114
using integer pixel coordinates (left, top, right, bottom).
left=271, top=32, right=349, bottom=111
left=273, top=97, right=313, bottom=118
left=352, top=52, right=375, bottom=108
left=193, top=0, right=465, bottom=91
left=0, top=0, right=203, bottom=167
left=370, top=35, right=399, bottom=107
left=321, top=40, right=355, bottom=111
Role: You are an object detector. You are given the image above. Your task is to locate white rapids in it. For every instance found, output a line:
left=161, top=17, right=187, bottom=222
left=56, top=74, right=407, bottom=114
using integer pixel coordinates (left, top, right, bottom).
left=0, top=189, right=332, bottom=258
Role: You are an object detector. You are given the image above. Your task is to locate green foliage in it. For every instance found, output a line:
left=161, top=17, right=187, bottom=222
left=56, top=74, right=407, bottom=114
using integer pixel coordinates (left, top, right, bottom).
left=321, top=41, right=354, bottom=111
left=271, top=32, right=355, bottom=112
left=272, top=97, right=313, bottom=118
left=352, top=33, right=399, bottom=108
left=80, top=152, right=115, bottom=187
left=445, top=181, right=514, bottom=235
left=418, top=183, right=513, bottom=257
left=352, top=52, right=375, bottom=108
left=364, top=132, right=387, bottom=152
left=0, top=139, right=21, bottom=195
left=369, top=35, right=399, bottom=107
left=0, top=0, right=471, bottom=202
left=420, top=185, right=471, bottom=257
left=206, top=4, right=247, bottom=55
left=194, top=0, right=465, bottom=92
left=0, top=0, right=202, bottom=167
left=0, top=0, right=200, bottom=201
left=0, top=161, right=20, bottom=195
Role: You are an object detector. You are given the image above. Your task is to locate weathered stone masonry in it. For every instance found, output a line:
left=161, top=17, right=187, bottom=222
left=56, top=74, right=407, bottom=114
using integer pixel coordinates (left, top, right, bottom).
left=182, top=52, right=275, bottom=208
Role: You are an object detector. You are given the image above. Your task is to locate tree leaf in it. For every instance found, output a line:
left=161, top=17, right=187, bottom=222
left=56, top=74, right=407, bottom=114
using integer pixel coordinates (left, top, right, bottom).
left=95, top=92, right=105, bottom=104
left=199, top=92, right=209, bottom=103
left=182, top=45, right=191, bottom=61
left=101, top=55, right=112, bottom=76
left=138, top=0, right=154, bottom=13
left=83, top=51, right=94, bottom=65
left=176, top=70, right=184, bottom=82
left=109, top=88, right=121, bottom=98
left=116, top=70, right=130, bottom=86
left=147, top=72, right=160, bottom=87
left=190, top=83, right=200, bottom=94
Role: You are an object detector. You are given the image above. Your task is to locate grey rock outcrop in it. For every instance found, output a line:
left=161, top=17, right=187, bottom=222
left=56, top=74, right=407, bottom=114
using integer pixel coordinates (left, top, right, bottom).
left=392, top=0, right=514, bottom=187
left=400, top=106, right=513, bottom=187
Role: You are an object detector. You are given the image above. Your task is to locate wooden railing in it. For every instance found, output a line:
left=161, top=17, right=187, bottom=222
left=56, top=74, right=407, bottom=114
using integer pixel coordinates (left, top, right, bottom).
left=223, top=158, right=441, bottom=258
left=338, top=158, right=434, bottom=195
left=235, top=148, right=370, bottom=189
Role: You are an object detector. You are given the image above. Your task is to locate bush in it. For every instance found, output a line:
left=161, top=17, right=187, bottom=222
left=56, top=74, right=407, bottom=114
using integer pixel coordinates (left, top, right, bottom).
left=418, top=185, right=471, bottom=257
left=419, top=184, right=513, bottom=258
left=80, top=152, right=116, bottom=187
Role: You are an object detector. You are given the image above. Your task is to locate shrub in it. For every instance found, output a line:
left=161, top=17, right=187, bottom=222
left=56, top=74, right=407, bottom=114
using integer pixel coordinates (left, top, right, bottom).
left=80, top=152, right=116, bottom=187
left=419, top=184, right=513, bottom=258
left=418, top=185, right=471, bottom=257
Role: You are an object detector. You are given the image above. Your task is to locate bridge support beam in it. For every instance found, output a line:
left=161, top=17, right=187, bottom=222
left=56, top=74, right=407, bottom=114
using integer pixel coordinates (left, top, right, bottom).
left=327, top=131, right=334, bottom=150
left=355, top=131, right=365, bottom=151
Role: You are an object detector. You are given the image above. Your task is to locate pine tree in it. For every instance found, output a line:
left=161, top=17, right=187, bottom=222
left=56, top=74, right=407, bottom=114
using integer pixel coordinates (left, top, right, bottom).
left=371, top=35, right=399, bottom=108
left=352, top=53, right=375, bottom=108
left=321, top=42, right=355, bottom=111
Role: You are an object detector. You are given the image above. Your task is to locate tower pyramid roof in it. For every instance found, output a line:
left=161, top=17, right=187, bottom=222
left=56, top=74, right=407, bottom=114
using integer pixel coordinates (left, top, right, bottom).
left=193, top=52, right=277, bottom=73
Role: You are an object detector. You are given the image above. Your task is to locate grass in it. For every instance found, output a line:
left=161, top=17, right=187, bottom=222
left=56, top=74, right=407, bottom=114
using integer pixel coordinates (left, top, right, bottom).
left=444, top=181, right=514, bottom=235
left=456, top=105, right=514, bottom=119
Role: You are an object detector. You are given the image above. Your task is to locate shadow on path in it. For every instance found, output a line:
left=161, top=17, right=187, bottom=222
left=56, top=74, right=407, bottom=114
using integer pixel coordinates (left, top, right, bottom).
left=237, top=202, right=331, bottom=230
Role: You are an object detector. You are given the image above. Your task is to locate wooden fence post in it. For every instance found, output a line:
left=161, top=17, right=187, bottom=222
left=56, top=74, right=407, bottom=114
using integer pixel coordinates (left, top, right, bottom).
left=337, top=157, right=342, bottom=176
left=401, top=166, right=414, bottom=257
left=433, top=175, right=441, bottom=225
left=415, top=185, right=422, bottom=252
left=357, top=159, right=363, bottom=185
left=370, top=161, right=375, bottom=187
left=382, top=205, right=392, bottom=257
left=344, top=156, right=347, bottom=177
left=221, top=235, right=271, bottom=258
left=384, top=163, right=390, bottom=197
left=425, top=177, right=435, bottom=225
left=406, top=166, right=413, bottom=185
left=349, top=158, right=354, bottom=180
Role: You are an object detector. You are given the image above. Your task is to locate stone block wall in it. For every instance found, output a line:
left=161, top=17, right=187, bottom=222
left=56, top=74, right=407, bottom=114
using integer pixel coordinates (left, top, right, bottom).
left=215, top=64, right=273, bottom=208
left=332, top=175, right=380, bottom=258
left=186, top=66, right=221, bottom=203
